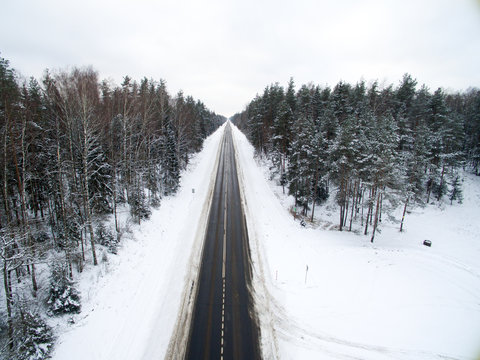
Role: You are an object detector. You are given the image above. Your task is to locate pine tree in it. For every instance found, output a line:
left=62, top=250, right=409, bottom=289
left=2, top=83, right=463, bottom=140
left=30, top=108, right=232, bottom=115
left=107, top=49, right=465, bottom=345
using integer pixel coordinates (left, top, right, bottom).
left=278, top=78, right=296, bottom=187
left=246, top=96, right=265, bottom=152
left=426, top=88, right=451, bottom=202
left=463, top=90, right=480, bottom=174
left=330, top=115, right=356, bottom=230
left=395, top=74, right=417, bottom=118
left=287, top=115, right=306, bottom=210
left=272, top=99, right=290, bottom=190
left=399, top=119, right=429, bottom=231
left=332, top=81, right=353, bottom=124
left=309, top=120, right=328, bottom=221
left=368, top=114, right=399, bottom=241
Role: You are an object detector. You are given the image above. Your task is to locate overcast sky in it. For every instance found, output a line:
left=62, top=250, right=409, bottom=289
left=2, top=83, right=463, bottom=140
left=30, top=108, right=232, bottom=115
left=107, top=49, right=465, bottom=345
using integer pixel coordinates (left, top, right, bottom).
left=1, top=0, right=480, bottom=117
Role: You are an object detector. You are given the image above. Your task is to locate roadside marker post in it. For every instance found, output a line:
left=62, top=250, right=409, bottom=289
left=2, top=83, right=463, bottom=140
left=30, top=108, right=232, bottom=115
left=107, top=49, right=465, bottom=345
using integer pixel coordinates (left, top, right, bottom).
left=305, top=265, right=308, bottom=285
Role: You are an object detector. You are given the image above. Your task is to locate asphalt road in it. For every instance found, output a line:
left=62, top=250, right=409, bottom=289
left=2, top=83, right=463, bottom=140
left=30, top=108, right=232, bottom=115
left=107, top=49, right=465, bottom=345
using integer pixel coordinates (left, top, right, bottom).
left=186, top=123, right=260, bottom=360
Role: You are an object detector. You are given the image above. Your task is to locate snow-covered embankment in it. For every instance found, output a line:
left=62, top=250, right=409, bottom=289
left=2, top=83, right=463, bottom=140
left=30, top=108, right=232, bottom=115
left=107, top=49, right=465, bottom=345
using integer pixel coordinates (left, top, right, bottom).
left=231, top=123, right=480, bottom=360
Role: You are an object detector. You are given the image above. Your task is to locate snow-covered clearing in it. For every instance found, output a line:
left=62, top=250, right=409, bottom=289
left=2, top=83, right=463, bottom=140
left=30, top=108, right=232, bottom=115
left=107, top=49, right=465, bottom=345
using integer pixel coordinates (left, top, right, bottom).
left=52, top=123, right=226, bottom=360
left=231, top=123, right=480, bottom=360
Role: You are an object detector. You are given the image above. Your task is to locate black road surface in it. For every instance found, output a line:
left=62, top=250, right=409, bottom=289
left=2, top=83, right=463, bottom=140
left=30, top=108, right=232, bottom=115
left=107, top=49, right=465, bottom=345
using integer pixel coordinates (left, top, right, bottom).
left=186, top=123, right=260, bottom=360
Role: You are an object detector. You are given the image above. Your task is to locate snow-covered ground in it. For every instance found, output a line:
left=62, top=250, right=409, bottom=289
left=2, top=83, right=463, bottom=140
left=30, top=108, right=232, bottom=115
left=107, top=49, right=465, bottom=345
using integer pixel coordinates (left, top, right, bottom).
left=50, top=120, right=480, bottom=360
left=231, top=123, right=480, bottom=360
left=52, top=123, right=226, bottom=360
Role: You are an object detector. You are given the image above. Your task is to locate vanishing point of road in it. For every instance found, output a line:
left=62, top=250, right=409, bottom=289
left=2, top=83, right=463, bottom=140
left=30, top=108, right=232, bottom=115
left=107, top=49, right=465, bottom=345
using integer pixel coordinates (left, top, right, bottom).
left=185, top=123, right=261, bottom=360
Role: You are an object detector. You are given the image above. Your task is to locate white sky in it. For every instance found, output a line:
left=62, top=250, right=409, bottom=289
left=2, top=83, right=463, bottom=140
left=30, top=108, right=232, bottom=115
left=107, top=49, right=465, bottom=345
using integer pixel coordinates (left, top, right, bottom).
left=1, top=0, right=480, bottom=117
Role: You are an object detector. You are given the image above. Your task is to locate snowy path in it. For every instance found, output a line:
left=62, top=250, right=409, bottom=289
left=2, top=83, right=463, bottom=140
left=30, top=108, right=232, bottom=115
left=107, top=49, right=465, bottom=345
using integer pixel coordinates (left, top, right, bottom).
left=52, top=124, right=226, bottom=360
left=231, top=124, right=480, bottom=360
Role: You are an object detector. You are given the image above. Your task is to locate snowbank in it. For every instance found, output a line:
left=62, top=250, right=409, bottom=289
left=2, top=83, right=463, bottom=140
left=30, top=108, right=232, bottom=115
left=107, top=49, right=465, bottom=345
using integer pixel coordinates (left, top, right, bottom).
left=231, top=123, right=480, bottom=360
left=52, top=123, right=226, bottom=360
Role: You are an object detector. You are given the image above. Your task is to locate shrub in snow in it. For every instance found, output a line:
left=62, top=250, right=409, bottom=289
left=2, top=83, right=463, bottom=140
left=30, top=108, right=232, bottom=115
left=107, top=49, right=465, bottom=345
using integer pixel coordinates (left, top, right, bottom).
left=128, top=189, right=151, bottom=223
left=33, top=231, right=49, bottom=244
left=449, top=175, right=463, bottom=204
left=8, top=309, right=53, bottom=360
left=47, top=262, right=81, bottom=315
left=53, top=216, right=81, bottom=251
left=96, top=222, right=119, bottom=254
left=316, top=181, right=329, bottom=204
left=149, top=194, right=161, bottom=208
left=432, top=179, right=447, bottom=201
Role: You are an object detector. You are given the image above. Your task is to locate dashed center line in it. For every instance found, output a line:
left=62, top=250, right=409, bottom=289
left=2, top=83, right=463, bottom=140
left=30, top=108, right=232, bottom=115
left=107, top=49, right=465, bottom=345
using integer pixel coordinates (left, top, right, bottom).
left=220, top=277, right=226, bottom=360
left=221, top=167, right=228, bottom=360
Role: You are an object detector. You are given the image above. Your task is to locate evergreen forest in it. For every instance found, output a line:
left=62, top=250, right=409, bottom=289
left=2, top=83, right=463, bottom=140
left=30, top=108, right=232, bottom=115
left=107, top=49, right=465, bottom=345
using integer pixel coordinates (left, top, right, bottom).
left=0, top=55, right=224, bottom=358
left=232, top=76, right=480, bottom=240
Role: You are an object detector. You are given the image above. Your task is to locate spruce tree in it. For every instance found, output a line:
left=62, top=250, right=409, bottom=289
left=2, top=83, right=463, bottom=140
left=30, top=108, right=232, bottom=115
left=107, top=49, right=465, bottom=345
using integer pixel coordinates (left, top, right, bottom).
left=10, top=308, right=53, bottom=360
left=161, top=123, right=180, bottom=195
left=47, top=261, right=81, bottom=315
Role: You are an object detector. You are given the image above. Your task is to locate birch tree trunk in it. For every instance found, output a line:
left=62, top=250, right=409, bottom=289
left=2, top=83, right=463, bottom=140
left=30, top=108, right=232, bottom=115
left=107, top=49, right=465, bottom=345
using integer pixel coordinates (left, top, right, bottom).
left=2, top=117, right=14, bottom=347
left=20, top=112, right=38, bottom=296
left=8, top=110, right=37, bottom=296
left=3, top=257, right=13, bottom=350
left=3, top=112, right=12, bottom=227
left=81, top=99, right=98, bottom=266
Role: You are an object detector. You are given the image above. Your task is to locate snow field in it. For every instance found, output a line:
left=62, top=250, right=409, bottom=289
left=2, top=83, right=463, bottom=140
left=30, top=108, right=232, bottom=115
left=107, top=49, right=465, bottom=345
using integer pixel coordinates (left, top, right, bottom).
left=52, top=123, right=226, bottom=360
left=231, top=123, right=480, bottom=360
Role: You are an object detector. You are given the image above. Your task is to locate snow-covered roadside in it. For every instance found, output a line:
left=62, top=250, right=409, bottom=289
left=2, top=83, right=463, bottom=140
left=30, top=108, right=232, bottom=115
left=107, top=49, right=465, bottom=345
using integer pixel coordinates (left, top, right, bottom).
left=231, top=123, right=480, bottom=360
left=52, top=123, right=226, bottom=360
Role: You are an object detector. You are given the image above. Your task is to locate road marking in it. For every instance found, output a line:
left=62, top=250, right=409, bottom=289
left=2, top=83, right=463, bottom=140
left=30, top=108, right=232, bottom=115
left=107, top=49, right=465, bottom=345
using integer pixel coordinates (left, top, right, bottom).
left=220, top=134, right=229, bottom=359
left=222, top=190, right=227, bottom=278
left=221, top=261, right=226, bottom=357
